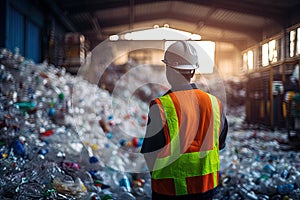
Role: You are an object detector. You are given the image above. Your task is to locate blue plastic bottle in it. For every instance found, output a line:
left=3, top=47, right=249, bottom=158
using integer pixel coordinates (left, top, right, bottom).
left=277, top=183, right=295, bottom=195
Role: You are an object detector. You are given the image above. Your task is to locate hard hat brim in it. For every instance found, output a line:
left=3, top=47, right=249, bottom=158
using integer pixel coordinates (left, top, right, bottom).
left=162, top=59, right=199, bottom=70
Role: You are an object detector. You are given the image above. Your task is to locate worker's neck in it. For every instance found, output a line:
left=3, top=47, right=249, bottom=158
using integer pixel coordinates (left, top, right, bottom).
left=170, top=80, right=192, bottom=87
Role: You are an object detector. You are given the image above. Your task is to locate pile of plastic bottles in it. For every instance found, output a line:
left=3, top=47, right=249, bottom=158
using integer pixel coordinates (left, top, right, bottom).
left=0, top=48, right=151, bottom=199
left=215, top=126, right=300, bottom=199
left=1, top=48, right=300, bottom=199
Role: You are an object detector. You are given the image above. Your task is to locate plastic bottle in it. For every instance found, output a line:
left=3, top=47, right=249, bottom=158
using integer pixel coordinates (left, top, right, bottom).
left=77, top=192, right=101, bottom=200
left=237, top=185, right=258, bottom=200
left=289, top=188, right=300, bottom=200
left=143, top=182, right=152, bottom=198
left=100, top=190, right=113, bottom=200
left=277, top=183, right=295, bottom=195
left=281, top=169, right=289, bottom=179
left=131, top=177, right=145, bottom=196
left=118, top=172, right=131, bottom=192
left=263, top=163, right=276, bottom=176
left=117, top=189, right=136, bottom=200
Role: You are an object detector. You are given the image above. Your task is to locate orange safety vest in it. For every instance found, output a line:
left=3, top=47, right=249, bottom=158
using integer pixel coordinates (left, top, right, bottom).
left=151, top=89, right=222, bottom=196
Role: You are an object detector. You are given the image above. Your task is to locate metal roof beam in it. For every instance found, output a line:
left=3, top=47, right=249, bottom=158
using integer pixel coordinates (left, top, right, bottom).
left=44, top=0, right=77, bottom=32
left=186, top=0, right=287, bottom=26
left=56, top=0, right=290, bottom=25
left=56, top=0, right=155, bottom=14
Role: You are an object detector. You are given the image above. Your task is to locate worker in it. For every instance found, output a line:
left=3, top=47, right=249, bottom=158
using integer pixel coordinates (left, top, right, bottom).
left=141, top=41, right=228, bottom=200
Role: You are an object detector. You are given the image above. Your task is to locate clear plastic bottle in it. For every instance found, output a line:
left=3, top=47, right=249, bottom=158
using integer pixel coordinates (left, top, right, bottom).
left=77, top=192, right=101, bottom=200
left=143, top=181, right=152, bottom=198
left=117, top=189, right=136, bottom=200
left=237, top=185, right=258, bottom=200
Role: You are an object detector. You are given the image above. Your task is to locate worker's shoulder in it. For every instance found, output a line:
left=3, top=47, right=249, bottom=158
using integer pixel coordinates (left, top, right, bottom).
left=195, top=88, right=218, bottom=98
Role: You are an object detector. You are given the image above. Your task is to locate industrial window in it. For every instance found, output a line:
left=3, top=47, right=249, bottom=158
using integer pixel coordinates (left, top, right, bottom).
left=262, top=43, right=269, bottom=66
left=290, top=30, right=296, bottom=57
left=289, top=27, right=300, bottom=57
left=243, top=50, right=254, bottom=71
left=262, top=39, right=278, bottom=67
left=297, top=27, right=300, bottom=55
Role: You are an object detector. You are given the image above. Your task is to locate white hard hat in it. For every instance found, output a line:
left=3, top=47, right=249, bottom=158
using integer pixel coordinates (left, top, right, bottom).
left=162, top=41, right=199, bottom=70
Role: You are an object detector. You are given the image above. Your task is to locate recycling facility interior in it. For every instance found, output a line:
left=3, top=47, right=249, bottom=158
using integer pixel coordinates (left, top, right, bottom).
left=1, top=0, right=300, bottom=199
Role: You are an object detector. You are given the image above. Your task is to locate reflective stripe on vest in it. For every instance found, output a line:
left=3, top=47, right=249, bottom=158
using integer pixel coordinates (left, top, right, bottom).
left=151, top=92, right=221, bottom=196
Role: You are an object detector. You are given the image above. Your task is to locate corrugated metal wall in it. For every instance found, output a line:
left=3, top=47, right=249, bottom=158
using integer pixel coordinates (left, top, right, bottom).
left=25, top=20, right=40, bottom=62
left=7, top=5, right=24, bottom=55
left=6, top=2, right=41, bottom=63
left=0, top=1, right=6, bottom=48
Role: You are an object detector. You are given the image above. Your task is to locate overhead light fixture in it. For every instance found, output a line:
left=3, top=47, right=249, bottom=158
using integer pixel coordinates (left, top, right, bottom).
left=109, top=35, right=119, bottom=41
left=190, top=34, right=201, bottom=41
left=163, top=24, right=169, bottom=28
left=110, top=27, right=201, bottom=41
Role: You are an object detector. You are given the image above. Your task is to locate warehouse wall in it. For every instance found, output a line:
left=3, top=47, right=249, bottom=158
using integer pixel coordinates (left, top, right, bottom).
left=215, top=42, right=242, bottom=78
left=1, top=0, right=45, bottom=62
left=0, top=0, right=69, bottom=64
left=0, top=1, right=6, bottom=48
